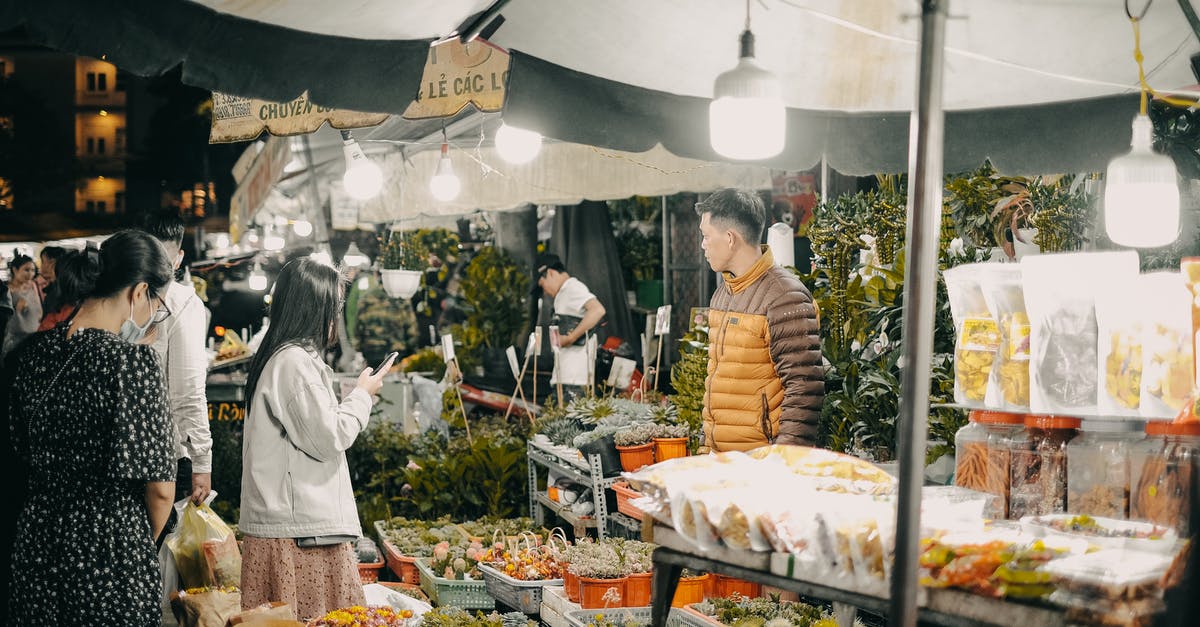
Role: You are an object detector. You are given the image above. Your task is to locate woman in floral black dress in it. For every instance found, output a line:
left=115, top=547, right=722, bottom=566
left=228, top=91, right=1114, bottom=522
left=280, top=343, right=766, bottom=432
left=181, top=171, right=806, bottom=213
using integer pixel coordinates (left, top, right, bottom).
left=6, top=231, right=176, bottom=626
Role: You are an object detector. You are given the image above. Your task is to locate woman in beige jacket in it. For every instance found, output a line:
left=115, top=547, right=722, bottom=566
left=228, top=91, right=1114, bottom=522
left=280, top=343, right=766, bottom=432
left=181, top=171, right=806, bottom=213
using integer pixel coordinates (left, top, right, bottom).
left=239, top=258, right=394, bottom=620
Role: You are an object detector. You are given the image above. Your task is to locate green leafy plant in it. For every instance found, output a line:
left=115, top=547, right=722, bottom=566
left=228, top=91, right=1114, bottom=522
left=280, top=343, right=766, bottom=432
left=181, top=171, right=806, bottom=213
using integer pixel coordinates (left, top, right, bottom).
left=401, top=347, right=447, bottom=379
left=419, top=607, right=535, bottom=627
left=379, top=230, right=424, bottom=270
left=619, top=540, right=655, bottom=575
left=669, top=325, right=708, bottom=452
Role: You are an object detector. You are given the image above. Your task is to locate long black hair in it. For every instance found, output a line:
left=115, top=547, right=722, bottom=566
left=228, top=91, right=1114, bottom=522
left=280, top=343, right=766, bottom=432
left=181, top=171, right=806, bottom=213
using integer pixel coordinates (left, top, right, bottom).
left=55, top=231, right=172, bottom=302
left=245, top=258, right=345, bottom=400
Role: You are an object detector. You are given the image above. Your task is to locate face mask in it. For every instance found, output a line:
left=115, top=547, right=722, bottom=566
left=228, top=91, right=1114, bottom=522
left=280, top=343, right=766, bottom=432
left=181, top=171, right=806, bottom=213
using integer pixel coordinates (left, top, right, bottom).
left=118, top=295, right=154, bottom=343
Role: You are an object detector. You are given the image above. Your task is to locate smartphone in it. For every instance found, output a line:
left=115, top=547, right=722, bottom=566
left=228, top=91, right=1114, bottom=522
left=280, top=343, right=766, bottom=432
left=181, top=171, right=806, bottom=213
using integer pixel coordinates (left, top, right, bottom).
left=371, top=351, right=399, bottom=376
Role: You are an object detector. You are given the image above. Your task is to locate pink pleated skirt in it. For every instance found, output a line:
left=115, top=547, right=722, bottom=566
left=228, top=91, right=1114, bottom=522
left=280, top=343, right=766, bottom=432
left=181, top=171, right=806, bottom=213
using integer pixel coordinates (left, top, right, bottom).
left=240, top=535, right=365, bottom=621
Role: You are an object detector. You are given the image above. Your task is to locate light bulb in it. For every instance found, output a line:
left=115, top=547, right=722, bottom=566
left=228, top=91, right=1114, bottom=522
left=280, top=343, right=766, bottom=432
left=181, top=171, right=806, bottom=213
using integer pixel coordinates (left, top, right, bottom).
left=342, top=242, right=370, bottom=268
left=214, top=234, right=231, bottom=250
left=342, top=135, right=383, bottom=200
left=1105, top=114, right=1180, bottom=248
left=357, top=276, right=370, bottom=291
left=495, top=122, right=542, bottom=164
left=429, top=144, right=461, bottom=201
left=310, top=250, right=333, bottom=266
left=709, top=30, right=785, bottom=160
left=292, top=220, right=313, bottom=237
left=263, top=233, right=286, bottom=252
left=245, top=230, right=260, bottom=245
left=248, top=264, right=268, bottom=291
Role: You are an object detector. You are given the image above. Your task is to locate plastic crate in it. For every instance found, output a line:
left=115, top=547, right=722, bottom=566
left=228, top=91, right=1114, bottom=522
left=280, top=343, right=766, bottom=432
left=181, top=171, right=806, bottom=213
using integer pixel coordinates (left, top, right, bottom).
left=374, top=520, right=422, bottom=585
left=478, top=564, right=562, bottom=614
left=358, top=560, right=385, bottom=583
left=374, top=581, right=430, bottom=605
left=415, top=557, right=495, bottom=610
left=611, top=481, right=645, bottom=521
left=564, top=607, right=710, bottom=627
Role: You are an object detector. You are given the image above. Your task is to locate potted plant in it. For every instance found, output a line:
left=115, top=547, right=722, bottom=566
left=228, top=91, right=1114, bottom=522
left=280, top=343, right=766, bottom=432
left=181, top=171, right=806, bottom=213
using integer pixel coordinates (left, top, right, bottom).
left=573, top=425, right=623, bottom=477
left=379, top=231, right=424, bottom=299
left=453, top=245, right=530, bottom=382
left=613, top=423, right=657, bottom=472
left=672, top=569, right=709, bottom=608
left=620, top=541, right=655, bottom=607
left=568, top=541, right=626, bottom=609
left=652, top=424, right=691, bottom=462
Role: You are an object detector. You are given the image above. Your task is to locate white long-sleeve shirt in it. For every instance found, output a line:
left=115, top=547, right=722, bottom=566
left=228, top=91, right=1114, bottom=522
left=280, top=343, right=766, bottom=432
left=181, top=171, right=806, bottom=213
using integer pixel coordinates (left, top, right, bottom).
left=151, top=280, right=213, bottom=472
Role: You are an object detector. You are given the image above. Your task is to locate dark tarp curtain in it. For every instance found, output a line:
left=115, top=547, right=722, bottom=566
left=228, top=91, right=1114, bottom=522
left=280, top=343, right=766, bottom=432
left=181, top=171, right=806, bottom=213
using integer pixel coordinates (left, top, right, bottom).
left=0, top=0, right=431, bottom=113
left=502, top=51, right=1143, bottom=176
left=3, top=2, right=1143, bottom=175
left=545, top=200, right=638, bottom=361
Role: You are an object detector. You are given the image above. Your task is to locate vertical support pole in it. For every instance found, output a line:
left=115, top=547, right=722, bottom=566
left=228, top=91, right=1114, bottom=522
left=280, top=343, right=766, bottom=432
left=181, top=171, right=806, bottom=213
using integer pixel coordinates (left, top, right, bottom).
left=820, top=154, right=829, bottom=203
left=660, top=195, right=672, bottom=376
left=889, top=2, right=947, bottom=626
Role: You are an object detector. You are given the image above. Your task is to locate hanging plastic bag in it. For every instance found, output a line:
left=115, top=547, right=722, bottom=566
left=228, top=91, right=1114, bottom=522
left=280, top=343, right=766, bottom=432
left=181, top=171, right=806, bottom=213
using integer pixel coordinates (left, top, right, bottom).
left=1023, top=251, right=1139, bottom=415
left=945, top=263, right=1003, bottom=408
left=981, top=264, right=1031, bottom=411
left=168, top=501, right=241, bottom=589
left=1138, top=272, right=1195, bottom=419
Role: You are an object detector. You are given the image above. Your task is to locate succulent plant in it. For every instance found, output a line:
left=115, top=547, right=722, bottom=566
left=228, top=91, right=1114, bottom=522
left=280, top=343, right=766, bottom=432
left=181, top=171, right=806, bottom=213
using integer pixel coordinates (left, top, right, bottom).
left=613, top=423, right=658, bottom=448
left=573, top=424, right=621, bottom=448
left=647, top=402, right=679, bottom=425
left=654, top=424, right=690, bottom=439
left=566, top=541, right=624, bottom=579
left=620, top=540, right=656, bottom=575
left=565, top=397, right=616, bottom=425
left=536, top=415, right=588, bottom=448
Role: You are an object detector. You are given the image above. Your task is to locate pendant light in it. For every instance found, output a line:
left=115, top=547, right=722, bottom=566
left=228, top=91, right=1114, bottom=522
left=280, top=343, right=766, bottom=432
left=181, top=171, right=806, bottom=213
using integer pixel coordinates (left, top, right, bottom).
left=342, top=242, right=370, bottom=268
left=248, top=261, right=268, bottom=291
left=1104, top=8, right=1185, bottom=248
left=292, top=219, right=313, bottom=237
left=1105, top=113, right=1180, bottom=247
left=341, top=130, right=384, bottom=200
left=495, top=122, right=542, bottom=164
left=709, top=0, right=785, bottom=160
left=429, top=128, right=461, bottom=201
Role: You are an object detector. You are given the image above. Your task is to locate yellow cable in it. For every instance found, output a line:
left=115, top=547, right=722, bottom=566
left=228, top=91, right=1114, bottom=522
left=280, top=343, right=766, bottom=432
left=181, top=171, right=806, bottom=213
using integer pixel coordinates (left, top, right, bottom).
left=1131, top=18, right=1197, bottom=111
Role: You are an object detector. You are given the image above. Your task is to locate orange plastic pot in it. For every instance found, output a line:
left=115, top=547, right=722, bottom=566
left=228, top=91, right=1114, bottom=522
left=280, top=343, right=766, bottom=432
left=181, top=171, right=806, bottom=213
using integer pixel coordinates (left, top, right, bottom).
left=616, top=442, right=655, bottom=472
left=715, top=574, right=762, bottom=599
left=672, top=574, right=709, bottom=607
left=579, top=576, right=627, bottom=609
left=654, top=438, right=689, bottom=462
left=625, top=572, right=652, bottom=607
left=563, top=566, right=581, bottom=604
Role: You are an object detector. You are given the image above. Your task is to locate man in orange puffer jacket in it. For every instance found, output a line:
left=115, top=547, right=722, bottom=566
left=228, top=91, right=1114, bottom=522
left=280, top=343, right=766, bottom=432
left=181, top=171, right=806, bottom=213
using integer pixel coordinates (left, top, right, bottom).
left=696, top=189, right=824, bottom=452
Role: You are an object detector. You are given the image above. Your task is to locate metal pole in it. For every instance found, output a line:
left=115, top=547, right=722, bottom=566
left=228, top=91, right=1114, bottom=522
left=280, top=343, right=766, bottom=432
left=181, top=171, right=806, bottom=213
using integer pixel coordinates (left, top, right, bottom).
left=889, top=1, right=947, bottom=626
left=820, top=154, right=829, bottom=203
left=661, top=195, right=671, bottom=373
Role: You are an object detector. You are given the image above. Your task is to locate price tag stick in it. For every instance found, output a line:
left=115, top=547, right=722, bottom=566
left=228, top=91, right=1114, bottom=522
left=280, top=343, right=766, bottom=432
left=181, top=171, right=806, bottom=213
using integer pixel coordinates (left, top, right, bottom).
left=652, top=336, right=665, bottom=391
left=446, top=357, right=472, bottom=444
left=503, top=352, right=535, bottom=424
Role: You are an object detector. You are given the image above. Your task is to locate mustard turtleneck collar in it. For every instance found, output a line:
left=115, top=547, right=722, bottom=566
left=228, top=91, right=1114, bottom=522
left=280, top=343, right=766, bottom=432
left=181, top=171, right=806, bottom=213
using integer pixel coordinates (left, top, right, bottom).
left=722, top=247, right=774, bottom=294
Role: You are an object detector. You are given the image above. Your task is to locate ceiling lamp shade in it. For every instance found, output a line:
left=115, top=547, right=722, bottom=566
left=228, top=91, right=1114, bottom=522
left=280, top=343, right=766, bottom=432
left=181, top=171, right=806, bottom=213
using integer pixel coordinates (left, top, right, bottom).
left=429, top=143, right=462, bottom=201
left=1105, top=114, right=1180, bottom=248
left=341, top=130, right=384, bottom=200
left=342, top=242, right=370, bottom=268
left=248, top=262, right=268, bottom=291
left=710, top=26, right=785, bottom=161
left=495, top=122, right=542, bottom=164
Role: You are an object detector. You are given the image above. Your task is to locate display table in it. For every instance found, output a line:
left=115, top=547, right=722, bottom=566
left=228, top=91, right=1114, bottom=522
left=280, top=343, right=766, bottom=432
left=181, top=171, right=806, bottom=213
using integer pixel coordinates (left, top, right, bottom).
left=647, top=524, right=1068, bottom=627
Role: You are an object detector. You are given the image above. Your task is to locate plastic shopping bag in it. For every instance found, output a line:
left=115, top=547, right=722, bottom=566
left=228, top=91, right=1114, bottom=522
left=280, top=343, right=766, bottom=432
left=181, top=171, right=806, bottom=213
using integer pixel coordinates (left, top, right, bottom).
left=167, top=501, right=242, bottom=589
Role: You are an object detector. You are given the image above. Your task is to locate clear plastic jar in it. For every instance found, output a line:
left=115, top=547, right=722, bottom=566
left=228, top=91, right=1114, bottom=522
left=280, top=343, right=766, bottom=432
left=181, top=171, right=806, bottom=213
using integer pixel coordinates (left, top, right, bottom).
left=1130, top=421, right=1200, bottom=534
left=1009, top=415, right=1080, bottom=519
left=955, top=410, right=1024, bottom=518
left=1066, top=420, right=1143, bottom=519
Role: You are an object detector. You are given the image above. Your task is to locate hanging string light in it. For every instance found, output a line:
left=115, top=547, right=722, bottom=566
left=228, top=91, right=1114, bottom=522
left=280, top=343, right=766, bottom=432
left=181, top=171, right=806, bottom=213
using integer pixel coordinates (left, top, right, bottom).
left=430, top=125, right=462, bottom=201
left=341, top=129, right=384, bottom=200
left=495, top=121, right=542, bottom=164
left=1104, top=0, right=1193, bottom=248
left=709, top=0, right=786, bottom=160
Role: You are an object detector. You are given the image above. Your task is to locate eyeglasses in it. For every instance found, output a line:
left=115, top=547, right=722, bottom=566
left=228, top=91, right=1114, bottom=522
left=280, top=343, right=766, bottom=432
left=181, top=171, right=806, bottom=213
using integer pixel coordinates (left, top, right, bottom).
left=150, top=298, right=171, bottom=325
